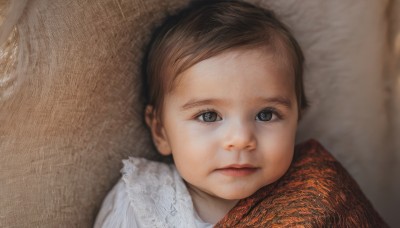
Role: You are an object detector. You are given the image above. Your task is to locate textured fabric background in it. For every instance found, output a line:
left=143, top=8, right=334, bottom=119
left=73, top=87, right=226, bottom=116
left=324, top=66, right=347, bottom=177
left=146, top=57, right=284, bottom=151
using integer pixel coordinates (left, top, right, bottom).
left=0, top=0, right=399, bottom=227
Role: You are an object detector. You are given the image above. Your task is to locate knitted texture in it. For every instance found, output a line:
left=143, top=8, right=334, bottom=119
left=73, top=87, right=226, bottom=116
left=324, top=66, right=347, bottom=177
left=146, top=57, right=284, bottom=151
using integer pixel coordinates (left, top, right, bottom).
left=216, top=139, right=388, bottom=227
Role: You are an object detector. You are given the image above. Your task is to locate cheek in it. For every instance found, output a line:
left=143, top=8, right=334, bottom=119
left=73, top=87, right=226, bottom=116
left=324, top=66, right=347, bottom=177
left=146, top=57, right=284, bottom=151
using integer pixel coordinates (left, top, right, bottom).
left=169, top=123, right=220, bottom=149
left=262, top=138, right=294, bottom=163
left=258, top=123, right=297, bottom=164
left=258, top=136, right=294, bottom=183
left=167, top=124, right=220, bottom=172
left=258, top=119, right=297, bottom=143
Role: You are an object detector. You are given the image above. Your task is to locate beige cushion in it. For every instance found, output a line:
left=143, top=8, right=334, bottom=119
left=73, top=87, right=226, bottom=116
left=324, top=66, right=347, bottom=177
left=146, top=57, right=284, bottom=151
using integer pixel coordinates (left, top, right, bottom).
left=0, top=0, right=189, bottom=227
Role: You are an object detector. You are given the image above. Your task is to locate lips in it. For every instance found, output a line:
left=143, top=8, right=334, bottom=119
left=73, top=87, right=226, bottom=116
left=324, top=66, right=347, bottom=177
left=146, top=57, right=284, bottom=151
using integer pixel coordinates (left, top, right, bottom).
left=216, top=164, right=258, bottom=177
left=221, top=164, right=255, bottom=169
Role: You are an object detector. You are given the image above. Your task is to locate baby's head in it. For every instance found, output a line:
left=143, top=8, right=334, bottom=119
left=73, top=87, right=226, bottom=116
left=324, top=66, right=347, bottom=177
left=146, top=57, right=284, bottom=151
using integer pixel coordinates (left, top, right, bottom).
left=144, top=0, right=308, bottom=200
left=144, top=0, right=308, bottom=121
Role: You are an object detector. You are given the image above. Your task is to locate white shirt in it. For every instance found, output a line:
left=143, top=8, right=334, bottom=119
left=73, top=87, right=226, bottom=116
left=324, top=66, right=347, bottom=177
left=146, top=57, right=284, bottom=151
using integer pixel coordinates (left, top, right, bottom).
left=94, top=157, right=214, bottom=228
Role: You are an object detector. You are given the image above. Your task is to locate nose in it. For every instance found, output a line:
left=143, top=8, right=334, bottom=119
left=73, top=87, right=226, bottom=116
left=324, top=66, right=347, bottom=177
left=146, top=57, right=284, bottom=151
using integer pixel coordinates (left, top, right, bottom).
left=223, top=120, right=257, bottom=152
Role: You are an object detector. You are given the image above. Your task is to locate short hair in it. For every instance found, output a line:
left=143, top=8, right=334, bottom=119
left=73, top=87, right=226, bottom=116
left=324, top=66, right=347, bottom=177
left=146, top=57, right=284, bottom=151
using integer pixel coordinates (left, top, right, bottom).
left=143, top=0, right=308, bottom=120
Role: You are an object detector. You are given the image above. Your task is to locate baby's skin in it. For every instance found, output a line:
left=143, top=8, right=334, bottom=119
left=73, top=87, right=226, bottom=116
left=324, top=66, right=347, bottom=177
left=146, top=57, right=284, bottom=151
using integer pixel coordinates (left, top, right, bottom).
left=145, top=47, right=298, bottom=223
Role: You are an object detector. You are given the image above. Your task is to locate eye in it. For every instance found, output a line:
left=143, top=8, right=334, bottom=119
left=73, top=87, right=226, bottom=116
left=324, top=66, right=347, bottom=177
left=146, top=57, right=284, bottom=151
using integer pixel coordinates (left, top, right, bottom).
left=256, top=109, right=277, bottom=121
left=197, top=111, right=222, bottom=122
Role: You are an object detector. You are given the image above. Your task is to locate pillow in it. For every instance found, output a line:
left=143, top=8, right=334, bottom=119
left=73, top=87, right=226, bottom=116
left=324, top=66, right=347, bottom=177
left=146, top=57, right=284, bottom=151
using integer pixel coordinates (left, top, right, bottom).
left=0, top=0, right=189, bottom=226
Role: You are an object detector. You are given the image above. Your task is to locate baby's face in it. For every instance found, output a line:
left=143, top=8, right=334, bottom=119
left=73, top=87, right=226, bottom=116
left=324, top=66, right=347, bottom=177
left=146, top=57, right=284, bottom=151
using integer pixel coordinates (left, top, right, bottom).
left=152, top=48, right=298, bottom=200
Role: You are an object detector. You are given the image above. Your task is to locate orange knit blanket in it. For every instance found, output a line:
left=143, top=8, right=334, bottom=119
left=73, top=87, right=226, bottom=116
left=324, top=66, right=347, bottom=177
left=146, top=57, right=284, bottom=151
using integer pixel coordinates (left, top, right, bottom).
left=215, top=139, right=388, bottom=227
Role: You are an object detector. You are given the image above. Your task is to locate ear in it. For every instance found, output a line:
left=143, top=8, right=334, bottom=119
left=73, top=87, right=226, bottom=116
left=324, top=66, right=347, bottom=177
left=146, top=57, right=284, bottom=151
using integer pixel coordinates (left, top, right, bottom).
left=145, top=105, right=172, bottom=156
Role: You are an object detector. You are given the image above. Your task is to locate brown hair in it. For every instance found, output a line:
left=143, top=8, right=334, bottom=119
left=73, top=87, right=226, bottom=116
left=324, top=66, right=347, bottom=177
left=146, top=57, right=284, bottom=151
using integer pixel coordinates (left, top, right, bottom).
left=143, top=0, right=308, bottom=120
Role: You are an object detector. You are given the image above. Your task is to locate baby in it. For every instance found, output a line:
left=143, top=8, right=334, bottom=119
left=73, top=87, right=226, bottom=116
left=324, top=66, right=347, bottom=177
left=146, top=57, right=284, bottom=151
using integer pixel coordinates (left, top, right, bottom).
left=95, top=0, right=307, bottom=227
left=95, top=0, right=308, bottom=227
left=141, top=0, right=308, bottom=224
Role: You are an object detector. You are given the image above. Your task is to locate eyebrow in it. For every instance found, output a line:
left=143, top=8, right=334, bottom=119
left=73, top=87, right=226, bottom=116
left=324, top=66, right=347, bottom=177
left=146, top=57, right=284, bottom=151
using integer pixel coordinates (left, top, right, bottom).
left=181, top=96, right=293, bottom=110
left=259, top=96, right=293, bottom=109
left=181, top=99, right=223, bottom=110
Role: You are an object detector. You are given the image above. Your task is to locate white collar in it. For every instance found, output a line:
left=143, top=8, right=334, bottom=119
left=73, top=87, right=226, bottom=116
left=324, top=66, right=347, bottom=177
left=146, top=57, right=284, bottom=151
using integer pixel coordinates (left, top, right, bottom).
left=121, top=157, right=201, bottom=227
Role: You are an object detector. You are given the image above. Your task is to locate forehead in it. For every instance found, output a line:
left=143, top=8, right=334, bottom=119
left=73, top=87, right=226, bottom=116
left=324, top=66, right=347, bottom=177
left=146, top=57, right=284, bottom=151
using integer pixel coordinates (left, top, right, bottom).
left=168, top=48, right=296, bottom=105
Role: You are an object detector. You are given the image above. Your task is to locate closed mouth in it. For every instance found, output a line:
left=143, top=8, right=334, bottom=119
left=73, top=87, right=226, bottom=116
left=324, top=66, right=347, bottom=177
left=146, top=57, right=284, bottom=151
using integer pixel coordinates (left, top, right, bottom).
left=216, top=164, right=258, bottom=176
left=219, top=164, right=256, bottom=169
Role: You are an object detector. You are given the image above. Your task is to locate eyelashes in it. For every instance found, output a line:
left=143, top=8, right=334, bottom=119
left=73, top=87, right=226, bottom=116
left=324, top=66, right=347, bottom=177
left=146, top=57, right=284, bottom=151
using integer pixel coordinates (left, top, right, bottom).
left=257, top=107, right=284, bottom=121
left=194, top=108, right=221, bottom=123
left=197, top=111, right=222, bottom=122
left=256, top=109, right=274, bottom=121
left=194, top=108, right=283, bottom=123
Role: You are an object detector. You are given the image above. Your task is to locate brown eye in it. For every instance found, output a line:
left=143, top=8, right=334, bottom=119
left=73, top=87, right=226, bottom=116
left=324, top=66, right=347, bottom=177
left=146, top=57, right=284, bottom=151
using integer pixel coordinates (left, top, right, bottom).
left=256, top=110, right=273, bottom=121
left=199, top=112, right=221, bottom=122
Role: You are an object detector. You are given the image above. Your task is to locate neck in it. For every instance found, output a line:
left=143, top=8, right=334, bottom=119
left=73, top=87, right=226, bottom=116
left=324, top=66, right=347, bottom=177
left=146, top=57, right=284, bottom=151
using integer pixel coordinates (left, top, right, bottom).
left=186, top=182, right=239, bottom=224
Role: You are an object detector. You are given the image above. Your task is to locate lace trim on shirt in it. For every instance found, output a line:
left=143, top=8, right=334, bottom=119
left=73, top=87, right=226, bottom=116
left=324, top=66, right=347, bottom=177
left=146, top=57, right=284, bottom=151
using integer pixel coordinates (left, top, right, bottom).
left=121, top=157, right=198, bottom=227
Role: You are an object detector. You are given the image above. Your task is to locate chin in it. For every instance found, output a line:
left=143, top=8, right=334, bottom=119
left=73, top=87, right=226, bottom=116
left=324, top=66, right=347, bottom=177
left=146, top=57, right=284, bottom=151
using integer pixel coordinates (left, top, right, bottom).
left=217, top=189, right=258, bottom=200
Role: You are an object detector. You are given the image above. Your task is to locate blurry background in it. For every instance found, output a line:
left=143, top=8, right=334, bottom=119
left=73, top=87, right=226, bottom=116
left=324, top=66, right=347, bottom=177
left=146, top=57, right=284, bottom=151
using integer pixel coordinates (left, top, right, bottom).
left=1, top=0, right=399, bottom=227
